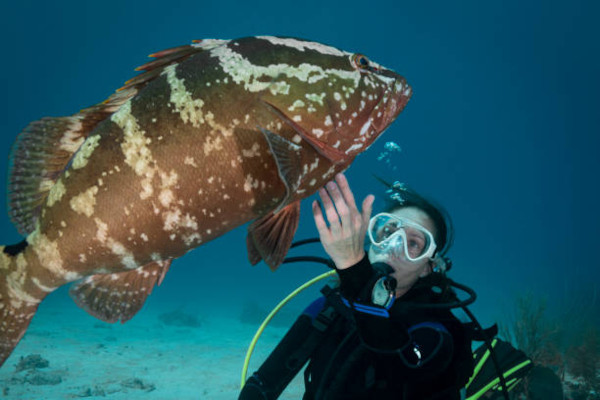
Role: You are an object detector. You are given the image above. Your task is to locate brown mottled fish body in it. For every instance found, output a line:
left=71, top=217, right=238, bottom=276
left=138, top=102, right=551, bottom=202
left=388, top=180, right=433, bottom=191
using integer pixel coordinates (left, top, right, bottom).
left=0, top=36, right=411, bottom=365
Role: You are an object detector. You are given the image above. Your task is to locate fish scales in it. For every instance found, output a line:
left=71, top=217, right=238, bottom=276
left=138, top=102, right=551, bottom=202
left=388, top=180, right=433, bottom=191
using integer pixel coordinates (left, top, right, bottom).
left=38, top=77, right=286, bottom=279
left=0, top=36, right=412, bottom=366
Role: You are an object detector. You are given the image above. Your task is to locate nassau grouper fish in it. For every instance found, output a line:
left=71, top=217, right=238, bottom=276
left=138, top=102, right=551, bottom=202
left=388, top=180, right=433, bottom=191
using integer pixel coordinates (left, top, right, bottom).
left=0, top=36, right=411, bottom=366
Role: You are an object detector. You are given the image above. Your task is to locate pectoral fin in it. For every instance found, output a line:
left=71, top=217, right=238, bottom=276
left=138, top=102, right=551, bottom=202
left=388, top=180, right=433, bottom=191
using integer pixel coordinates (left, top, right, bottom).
left=247, top=201, right=300, bottom=271
left=260, top=99, right=347, bottom=164
left=69, top=259, right=172, bottom=323
left=259, top=126, right=303, bottom=211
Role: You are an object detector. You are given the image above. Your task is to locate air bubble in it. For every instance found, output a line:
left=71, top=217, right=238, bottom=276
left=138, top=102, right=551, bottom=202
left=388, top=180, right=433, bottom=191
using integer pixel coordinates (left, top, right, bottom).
left=376, top=141, right=402, bottom=171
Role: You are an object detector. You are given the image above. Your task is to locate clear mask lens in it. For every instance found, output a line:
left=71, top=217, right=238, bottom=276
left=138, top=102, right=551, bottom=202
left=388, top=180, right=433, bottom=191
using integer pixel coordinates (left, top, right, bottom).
left=368, top=213, right=436, bottom=262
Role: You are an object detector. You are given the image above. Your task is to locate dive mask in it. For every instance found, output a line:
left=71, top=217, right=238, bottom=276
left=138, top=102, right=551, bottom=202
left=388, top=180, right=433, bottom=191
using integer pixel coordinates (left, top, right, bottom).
left=368, top=212, right=437, bottom=263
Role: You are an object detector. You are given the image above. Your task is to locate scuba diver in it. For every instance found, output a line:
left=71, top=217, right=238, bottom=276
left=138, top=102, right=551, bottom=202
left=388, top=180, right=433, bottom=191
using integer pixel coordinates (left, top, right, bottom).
left=239, top=173, right=532, bottom=399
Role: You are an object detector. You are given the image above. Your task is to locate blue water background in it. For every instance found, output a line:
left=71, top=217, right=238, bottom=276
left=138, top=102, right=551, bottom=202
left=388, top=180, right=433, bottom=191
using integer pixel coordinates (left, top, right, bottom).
left=0, top=0, right=599, bottom=367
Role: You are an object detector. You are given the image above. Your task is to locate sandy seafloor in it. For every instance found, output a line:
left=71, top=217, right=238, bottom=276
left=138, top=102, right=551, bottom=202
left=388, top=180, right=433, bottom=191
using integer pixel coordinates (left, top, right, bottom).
left=0, top=291, right=310, bottom=400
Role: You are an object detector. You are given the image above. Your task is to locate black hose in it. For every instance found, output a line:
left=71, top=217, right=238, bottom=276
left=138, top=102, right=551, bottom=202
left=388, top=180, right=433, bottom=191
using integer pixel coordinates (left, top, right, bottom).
left=290, top=238, right=322, bottom=249
left=284, top=238, right=507, bottom=398
left=282, top=256, right=335, bottom=269
left=286, top=239, right=478, bottom=310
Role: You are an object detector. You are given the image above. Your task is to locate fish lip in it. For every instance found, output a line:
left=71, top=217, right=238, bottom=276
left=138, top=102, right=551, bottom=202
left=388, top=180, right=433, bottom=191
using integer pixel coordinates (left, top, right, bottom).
left=371, top=77, right=411, bottom=133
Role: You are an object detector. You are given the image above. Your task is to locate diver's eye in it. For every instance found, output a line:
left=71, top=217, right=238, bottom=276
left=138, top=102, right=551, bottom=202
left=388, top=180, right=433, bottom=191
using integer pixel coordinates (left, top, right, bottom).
left=352, top=54, right=375, bottom=72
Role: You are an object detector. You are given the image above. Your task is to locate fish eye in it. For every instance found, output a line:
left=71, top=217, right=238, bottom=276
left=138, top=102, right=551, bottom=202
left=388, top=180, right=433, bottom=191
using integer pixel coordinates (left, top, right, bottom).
left=352, top=54, right=373, bottom=72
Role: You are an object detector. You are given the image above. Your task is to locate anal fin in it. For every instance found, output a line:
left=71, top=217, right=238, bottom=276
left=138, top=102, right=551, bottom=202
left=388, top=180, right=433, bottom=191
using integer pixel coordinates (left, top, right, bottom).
left=247, top=201, right=300, bottom=271
left=69, top=259, right=172, bottom=323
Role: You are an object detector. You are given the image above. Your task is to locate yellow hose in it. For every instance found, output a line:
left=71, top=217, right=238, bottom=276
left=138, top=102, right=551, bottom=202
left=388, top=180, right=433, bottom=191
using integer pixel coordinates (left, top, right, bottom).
left=240, top=270, right=336, bottom=388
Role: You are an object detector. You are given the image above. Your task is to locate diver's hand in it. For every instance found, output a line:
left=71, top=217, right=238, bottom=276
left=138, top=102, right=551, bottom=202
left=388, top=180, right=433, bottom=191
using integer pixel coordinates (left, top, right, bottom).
left=312, top=173, right=374, bottom=270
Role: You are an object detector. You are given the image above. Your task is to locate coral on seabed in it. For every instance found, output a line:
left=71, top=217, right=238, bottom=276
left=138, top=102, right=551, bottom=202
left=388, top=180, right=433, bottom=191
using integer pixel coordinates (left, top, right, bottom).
left=565, top=326, right=600, bottom=398
left=500, top=292, right=600, bottom=399
left=15, top=354, right=49, bottom=372
left=500, top=293, right=563, bottom=369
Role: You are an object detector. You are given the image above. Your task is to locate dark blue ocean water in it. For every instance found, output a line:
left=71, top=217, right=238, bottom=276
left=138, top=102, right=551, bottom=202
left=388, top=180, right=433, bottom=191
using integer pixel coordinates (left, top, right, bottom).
left=0, top=0, right=599, bottom=398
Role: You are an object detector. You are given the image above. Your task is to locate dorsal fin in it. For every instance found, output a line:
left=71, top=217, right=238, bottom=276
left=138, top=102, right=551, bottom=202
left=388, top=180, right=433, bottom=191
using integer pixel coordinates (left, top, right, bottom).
left=8, top=39, right=229, bottom=235
left=116, top=39, right=228, bottom=93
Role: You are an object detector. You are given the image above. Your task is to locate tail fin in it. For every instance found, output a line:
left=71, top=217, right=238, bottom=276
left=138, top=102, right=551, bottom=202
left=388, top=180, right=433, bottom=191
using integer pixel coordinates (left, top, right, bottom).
left=0, top=250, right=43, bottom=367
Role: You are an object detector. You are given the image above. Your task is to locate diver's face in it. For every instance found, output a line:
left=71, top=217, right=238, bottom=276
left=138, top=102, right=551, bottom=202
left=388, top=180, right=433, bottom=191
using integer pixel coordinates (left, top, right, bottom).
left=368, top=207, right=437, bottom=292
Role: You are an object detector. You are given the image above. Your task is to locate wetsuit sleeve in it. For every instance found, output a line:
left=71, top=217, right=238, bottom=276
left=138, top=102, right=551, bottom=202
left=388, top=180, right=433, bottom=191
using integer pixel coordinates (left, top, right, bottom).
left=335, top=254, right=373, bottom=299
left=239, top=298, right=327, bottom=400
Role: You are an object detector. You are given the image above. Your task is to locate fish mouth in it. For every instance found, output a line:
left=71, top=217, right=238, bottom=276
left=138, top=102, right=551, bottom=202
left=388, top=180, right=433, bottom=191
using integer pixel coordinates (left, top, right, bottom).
left=371, top=77, right=412, bottom=134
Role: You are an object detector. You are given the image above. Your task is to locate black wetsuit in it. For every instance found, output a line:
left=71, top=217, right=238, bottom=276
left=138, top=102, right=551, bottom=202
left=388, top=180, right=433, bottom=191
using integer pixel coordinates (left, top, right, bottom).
left=239, top=255, right=474, bottom=400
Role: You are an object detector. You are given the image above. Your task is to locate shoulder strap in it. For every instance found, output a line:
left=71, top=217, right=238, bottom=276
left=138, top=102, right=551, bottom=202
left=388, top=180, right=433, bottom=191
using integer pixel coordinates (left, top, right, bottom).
left=319, top=284, right=354, bottom=321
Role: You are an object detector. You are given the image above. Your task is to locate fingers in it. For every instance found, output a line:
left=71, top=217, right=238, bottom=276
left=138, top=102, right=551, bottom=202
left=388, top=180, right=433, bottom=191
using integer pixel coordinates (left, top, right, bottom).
left=324, top=181, right=351, bottom=232
left=318, top=187, right=342, bottom=236
left=335, top=173, right=358, bottom=212
left=312, top=199, right=330, bottom=240
left=361, top=194, right=375, bottom=225
left=317, top=173, right=371, bottom=237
